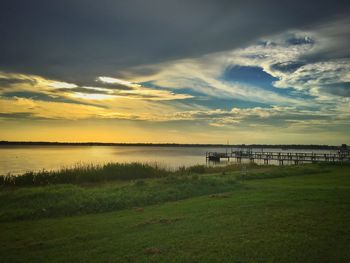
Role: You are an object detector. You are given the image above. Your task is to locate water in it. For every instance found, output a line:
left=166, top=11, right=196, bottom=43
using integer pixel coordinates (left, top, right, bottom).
left=0, top=145, right=339, bottom=175
left=0, top=145, right=222, bottom=175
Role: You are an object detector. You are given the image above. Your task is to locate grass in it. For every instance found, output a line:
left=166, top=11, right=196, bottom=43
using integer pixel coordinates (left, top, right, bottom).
left=0, top=162, right=168, bottom=186
left=1, top=163, right=350, bottom=262
left=0, top=174, right=240, bottom=222
left=0, top=162, right=249, bottom=186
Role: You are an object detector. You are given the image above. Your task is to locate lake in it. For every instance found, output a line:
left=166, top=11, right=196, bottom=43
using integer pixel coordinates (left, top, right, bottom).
left=0, top=145, right=339, bottom=175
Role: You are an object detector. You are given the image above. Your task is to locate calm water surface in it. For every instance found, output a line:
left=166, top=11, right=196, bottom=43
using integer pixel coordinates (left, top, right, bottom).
left=0, top=146, right=223, bottom=175
left=0, top=146, right=338, bottom=175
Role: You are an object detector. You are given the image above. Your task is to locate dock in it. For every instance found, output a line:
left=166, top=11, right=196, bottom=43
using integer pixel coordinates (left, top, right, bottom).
left=206, top=149, right=350, bottom=165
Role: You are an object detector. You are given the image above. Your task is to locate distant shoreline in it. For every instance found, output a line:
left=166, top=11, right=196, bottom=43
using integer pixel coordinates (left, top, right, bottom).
left=0, top=141, right=345, bottom=150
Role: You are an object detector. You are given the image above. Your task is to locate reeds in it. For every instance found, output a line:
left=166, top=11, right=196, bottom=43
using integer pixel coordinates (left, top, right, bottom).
left=0, top=162, right=260, bottom=187
left=0, top=162, right=169, bottom=186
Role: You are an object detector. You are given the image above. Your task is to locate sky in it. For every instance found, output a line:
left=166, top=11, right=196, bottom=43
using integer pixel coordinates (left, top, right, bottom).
left=0, top=0, right=350, bottom=144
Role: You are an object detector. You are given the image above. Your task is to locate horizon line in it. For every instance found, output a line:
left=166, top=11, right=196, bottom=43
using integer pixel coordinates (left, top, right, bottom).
left=0, top=140, right=347, bottom=148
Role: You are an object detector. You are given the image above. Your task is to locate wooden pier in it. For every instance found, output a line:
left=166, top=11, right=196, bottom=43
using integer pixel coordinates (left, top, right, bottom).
left=206, top=149, right=350, bottom=165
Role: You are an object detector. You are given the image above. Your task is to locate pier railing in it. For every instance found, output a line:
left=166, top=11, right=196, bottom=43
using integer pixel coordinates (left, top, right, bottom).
left=206, top=150, right=350, bottom=164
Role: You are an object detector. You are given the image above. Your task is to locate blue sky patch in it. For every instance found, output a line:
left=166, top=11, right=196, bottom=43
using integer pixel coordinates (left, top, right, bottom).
left=222, top=66, right=279, bottom=89
left=221, top=65, right=316, bottom=100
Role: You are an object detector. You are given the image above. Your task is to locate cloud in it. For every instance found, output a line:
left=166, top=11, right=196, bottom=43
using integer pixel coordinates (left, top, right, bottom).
left=1, top=7, right=350, bottom=143
left=0, top=72, right=196, bottom=124
left=270, top=61, right=306, bottom=73
left=0, top=97, right=126, bottom=120
left=1, top=90, right=107, bottom=107
left=0, top=72, right=193, bottom=103
left=0, top=94, right=319, bottom=124
left=97, top=77, right=141, bottom=89
left=0, top=77, right=35, bottom=88
left=0, top=112, right=36, bottom=119
left=0, top=1, right=349, bottom=84
left=127, top=36, right=315, bottom=107
left=320, top=82, right=350, bottom=97
left=300, top=17, right=350, bottom=62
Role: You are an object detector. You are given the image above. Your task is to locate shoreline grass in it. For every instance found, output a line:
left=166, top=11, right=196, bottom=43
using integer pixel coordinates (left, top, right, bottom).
left=1, top=161, right=344, bottom=187
left=0, top=162, right=247, bottom=221
left=0, top=162, right=259, bottom=186
left=0, top=162, right=168, bottom=186
left=0, top=162, right=342, bottom=222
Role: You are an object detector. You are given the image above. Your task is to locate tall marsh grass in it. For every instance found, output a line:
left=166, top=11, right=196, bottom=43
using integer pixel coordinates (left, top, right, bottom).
left=0, top=161, right=267, bottom=187
left=1, top=161, right=258, bottom=187
left=1, top=162, right=170, bottom=186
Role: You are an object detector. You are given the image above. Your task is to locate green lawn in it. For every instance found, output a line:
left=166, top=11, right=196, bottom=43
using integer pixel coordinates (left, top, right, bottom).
left=1, top=164, right=350, bottom=262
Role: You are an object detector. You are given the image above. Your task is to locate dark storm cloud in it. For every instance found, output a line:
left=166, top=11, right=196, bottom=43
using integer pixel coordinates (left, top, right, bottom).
left=0, top=0, right=349, bottom=84
left=270, top=61, right=306, bottom=73
left=286, top=36, right=314, bottom=46
left=300, top=17, right=350, bottom=63
left=321, top=82, right=350, bottom=97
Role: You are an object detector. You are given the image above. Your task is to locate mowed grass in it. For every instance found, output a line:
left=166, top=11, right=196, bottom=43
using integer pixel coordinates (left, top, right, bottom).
left=0, top=163, right=350, bottom=262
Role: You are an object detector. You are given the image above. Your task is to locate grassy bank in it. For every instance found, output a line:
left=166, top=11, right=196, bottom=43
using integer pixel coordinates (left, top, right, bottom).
left=1, top=163, right=350, bottom=262
left=0, top=163, right=325, bottom=222
left=0, top=174, right=240, bottom=222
